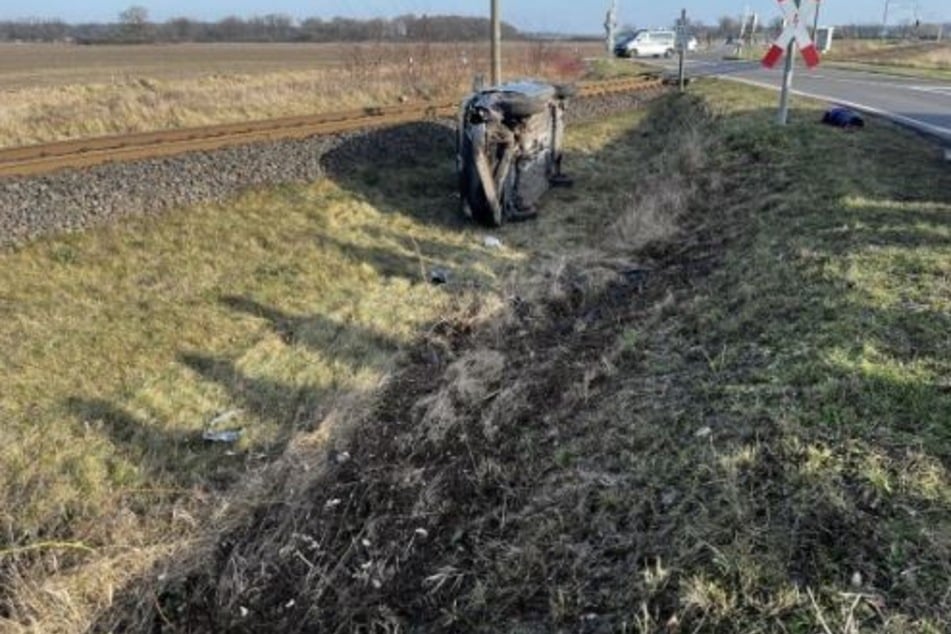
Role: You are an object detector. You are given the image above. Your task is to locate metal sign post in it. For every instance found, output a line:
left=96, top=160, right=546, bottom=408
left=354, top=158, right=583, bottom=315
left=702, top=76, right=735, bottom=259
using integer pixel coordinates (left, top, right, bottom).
left=777, top=32, right=796, bottom=125
left=491, top=0, right=502, bottom=85
left=676, top=9, right=688, bottom=93
left=762, top=0, right=821, bottom=125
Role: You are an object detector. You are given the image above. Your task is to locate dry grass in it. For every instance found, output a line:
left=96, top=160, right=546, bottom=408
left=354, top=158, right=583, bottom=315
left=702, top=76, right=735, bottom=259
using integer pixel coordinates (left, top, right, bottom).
left=826, top=39, right=951, bottom=78
left=607, top=104, right=714, bottom=251
left=0, top=41, right=598, bottom=148
left=78, top=85, right=950, bottom=633
left=0, top=98, right=650, bottom=631
left=3, top=82, right=950, bottom=632
left=0, top=131, right=506, bottom=630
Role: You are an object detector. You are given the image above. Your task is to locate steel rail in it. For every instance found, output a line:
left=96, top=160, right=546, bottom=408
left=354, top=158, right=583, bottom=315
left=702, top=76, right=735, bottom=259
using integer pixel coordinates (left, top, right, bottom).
left=0, top=76, right=663, bottom=178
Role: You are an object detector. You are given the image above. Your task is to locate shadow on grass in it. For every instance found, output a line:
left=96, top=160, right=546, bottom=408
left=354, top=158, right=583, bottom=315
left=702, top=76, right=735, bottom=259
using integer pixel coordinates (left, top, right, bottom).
left=220, top=295, right=401, bottom=362
left=64, top=397, right=216, bottom=489
left=58, top=123, right=470, bottom=505
left=86, top=95, right=951, bottom=632
left=65, top=353, right=331, bottom=492
left=314, top=232, right=430, bottom=282
left=314, top=229, right=499, bottom=289
left=178, top=352, right=325, bottom=436
left=806, top=201, right=951, bottom=252
left=320, top=121, right=465, bottom=230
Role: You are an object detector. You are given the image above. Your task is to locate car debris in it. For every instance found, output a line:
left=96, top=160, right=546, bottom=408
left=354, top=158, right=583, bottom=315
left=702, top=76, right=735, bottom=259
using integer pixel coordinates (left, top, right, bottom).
left=202, top=429, right=243, bottom=443
left=330, top=450, right=351, bottom=465
left=430, top=268, right=450, bottom=285
left=458, top=80, right=573, bottom=226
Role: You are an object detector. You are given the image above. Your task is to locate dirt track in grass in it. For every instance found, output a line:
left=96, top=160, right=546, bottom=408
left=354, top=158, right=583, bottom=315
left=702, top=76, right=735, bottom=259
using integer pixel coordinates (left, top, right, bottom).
left=6, top=82, right=949, bottom=633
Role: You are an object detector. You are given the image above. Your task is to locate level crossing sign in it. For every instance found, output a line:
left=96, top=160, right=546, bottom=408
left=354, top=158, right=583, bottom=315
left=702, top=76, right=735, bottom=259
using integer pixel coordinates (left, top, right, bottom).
left=762, top=0, right=821, bottom=69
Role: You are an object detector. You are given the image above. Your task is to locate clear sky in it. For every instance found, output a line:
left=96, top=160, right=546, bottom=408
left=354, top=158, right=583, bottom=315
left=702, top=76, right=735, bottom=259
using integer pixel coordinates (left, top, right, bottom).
left=1, top=1, right=947, bottom=34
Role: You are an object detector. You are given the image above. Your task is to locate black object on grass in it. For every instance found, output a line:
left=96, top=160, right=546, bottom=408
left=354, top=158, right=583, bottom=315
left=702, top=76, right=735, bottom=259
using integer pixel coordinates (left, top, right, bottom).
left=822, top=107, right=865, bottom=129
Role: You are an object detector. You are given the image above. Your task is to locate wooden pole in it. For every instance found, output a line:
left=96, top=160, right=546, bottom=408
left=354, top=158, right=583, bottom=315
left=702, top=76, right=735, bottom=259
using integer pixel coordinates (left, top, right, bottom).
left=491, top=0, right=502, bottom=85
left=882, top=0, right=891, bottom=39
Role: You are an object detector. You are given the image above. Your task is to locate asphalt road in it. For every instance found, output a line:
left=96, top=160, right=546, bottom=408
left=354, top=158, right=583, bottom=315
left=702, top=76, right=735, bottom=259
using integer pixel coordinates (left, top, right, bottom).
left=648, top=52, right=951, bottom=144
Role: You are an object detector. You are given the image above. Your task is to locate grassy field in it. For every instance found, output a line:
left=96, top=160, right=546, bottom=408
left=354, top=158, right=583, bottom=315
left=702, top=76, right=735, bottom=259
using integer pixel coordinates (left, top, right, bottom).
left=117, top=84, right=947, bottom=632
left=0, top=123, right=507, bottom=629
left=826, top=39, right=951, bottom=79
left=2, top=80, right=950, bottom=631
left=0, top=41, right=602, bottom=148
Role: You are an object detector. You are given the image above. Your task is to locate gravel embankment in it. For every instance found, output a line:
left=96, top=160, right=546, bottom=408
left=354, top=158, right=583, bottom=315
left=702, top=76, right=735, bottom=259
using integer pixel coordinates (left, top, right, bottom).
left=0, top=89, right=664, bottom=248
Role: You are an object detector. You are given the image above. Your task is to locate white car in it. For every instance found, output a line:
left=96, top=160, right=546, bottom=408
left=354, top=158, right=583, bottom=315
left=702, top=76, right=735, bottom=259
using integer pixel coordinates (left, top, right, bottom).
left=614, top=29, right=677, bottom=58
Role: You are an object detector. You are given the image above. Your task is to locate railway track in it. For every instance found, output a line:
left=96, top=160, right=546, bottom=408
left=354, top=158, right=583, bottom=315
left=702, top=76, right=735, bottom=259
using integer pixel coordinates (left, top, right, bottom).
left=0, top=76, right=663, bottom=179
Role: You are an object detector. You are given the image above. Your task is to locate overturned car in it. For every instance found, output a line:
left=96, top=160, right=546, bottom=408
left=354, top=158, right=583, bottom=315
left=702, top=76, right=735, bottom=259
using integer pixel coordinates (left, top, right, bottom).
left=457, top=81, right=572, bottom=226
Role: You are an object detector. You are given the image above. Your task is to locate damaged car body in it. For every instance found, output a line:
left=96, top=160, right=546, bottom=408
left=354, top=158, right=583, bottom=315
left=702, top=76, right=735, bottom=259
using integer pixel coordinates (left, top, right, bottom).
left=457, top=81, right=572, bottom=227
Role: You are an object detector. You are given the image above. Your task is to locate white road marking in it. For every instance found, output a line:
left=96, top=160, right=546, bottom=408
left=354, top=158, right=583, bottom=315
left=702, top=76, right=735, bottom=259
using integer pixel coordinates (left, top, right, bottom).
left=910, top=85, right=951, bottom=95
left=722, top=75, right=951, bottom=140
left=803, top=72, right=951, bottom=95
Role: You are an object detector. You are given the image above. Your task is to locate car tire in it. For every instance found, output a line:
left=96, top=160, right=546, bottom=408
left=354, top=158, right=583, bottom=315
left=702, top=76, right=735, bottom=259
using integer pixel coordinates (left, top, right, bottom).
left=664, top=49, right=674, bottom=58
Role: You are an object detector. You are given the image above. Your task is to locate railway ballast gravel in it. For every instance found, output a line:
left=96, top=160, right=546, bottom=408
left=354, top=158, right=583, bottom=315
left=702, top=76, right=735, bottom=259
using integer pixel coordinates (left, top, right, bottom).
left=0, top=88, right=664, bottom=248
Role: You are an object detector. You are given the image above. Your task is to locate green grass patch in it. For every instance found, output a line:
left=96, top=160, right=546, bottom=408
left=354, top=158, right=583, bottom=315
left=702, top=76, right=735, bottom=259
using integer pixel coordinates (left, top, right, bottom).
left=0, top=106, right=654, bottom=629
left=101, top=84, right=948, bottom=633
left=3, top=80, right=950, bottom=633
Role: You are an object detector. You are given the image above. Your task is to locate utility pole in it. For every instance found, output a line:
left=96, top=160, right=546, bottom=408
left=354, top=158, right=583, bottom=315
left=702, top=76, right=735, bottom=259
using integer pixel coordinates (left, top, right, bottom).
left=605, top=0, right=619, bottom=58
left=882, top=0, right=891, bottom=39
left=490, top=0, right=502, bottom=86
left=812, top=0, right=821, bottom=39
left=777, top=0, right=801, bottom=126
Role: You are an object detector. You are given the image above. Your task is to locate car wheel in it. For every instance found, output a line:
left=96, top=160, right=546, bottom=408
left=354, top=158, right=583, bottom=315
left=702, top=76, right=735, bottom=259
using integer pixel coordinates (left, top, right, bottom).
left=630, top=48, right=639, bottom=58
left=664, top=49, right=674, bottom=58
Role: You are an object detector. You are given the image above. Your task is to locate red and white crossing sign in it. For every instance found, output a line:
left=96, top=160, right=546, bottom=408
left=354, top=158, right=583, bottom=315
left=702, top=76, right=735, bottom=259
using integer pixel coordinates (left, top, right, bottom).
left=762, top=0, right=821, bottom=69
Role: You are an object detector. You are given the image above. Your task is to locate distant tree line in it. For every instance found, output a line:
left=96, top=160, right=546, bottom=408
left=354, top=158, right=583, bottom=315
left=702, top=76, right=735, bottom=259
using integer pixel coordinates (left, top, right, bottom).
left=835, top=22, right=947, bottom=40
left=0, top=7, right=522, bottom=44
left=628, top=17, right=949, bottom=43
left=2, top=7, right=946, bottom=45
